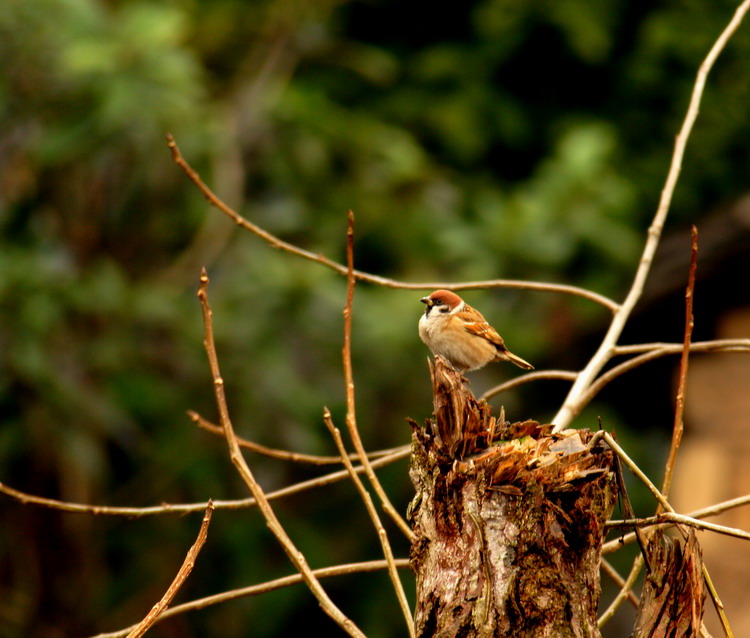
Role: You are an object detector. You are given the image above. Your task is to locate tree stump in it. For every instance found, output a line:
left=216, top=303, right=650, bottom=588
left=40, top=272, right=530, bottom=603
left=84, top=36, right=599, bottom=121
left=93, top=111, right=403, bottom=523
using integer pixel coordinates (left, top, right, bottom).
left=409, top=357, right=618, bottom=637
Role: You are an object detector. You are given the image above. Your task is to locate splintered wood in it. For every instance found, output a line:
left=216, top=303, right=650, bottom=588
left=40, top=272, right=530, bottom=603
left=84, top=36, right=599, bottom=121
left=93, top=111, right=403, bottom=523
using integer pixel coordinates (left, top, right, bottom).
left=633, top=529, right=706, bottom=637
left=409, top=356, right=617, bottom=638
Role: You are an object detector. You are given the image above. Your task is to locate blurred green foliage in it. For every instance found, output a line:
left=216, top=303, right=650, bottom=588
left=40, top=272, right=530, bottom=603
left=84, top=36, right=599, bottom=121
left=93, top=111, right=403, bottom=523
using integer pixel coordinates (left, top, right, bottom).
left=1, top=0, right=749, bottom=636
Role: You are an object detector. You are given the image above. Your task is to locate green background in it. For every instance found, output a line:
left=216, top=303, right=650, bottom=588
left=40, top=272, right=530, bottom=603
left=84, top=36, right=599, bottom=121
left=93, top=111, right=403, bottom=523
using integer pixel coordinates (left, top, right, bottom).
left=1, top=0, right=749, bottom=636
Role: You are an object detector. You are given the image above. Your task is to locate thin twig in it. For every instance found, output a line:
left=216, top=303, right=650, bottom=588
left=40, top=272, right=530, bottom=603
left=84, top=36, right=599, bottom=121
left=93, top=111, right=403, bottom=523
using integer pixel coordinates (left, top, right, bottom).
left=126, top=501, right=214, bottom=638
left=166, top=134, right=618, bottom=312
left=190, top=409, right=404, bottom=465
left=602, top=432, right=673, bottom=513
left=598, top=554, right=644, bottom=628
left=340, top=211, right=413, bottom=541
left=645, top=226, right=731, bottom=636
left=613, top=338, right=750, bottom=355
left=609, top=431, right=652, bottom=573
left=90, top=558, right=410, bottom=638
left=600, top=558, right=640, bottom=608
left=574, top=339, right=750, bottom=417
left=323, top=409, right=415, bottom=636
left=483, top=340, right=750, bottom=405
left=197, top=269, right=365, bottom=638
left=607, top=512, right=750, bottom=542
left=552, top=0, right=750, bottom=432
left=660, top=226, right=698, bottom=502
left=603, top=433, right=735, bottom=636
left=479, top=369, right=578, bottom=401
left=0, top=449, right=410, bottom=518
left=603, top=493, right=750, bottom=554
left=704, top=567, right=734, bottom=638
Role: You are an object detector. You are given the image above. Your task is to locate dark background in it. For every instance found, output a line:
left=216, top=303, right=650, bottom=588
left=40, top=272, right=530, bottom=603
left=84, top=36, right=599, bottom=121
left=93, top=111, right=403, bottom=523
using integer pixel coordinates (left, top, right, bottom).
left=2, top=0, right=750, bottom=636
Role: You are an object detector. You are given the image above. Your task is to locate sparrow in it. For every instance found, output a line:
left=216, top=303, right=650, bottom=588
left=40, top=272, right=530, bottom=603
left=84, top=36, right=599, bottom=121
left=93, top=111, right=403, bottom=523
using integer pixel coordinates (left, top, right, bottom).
left=418, top=290, right=534, bottom=372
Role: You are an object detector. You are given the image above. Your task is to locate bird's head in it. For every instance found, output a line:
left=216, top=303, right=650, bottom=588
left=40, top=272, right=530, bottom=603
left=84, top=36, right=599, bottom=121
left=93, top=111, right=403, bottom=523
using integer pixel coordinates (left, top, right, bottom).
left=420, top=290, right=464, bottom=317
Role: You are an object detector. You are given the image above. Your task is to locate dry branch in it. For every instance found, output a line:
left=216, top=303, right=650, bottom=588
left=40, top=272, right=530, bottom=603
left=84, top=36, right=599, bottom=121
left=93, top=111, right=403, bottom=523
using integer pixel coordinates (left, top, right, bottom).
left=166, top=134, right=618, bottom=311
left=90, top=558, right=410, bottom=638
left=190, top=409, right=405, bottom=465
left=600, top=559, right=640, bottom=608
left=323, top=409, right=414, bottom=636
left=661, top=226, right=698, bottom=501
left=340, top=211, right=413, bottom=541
left=0, top=448, right=409, bottom=518
left=125, top=501, right=214, bottom=638
left=607, top=513, right=750, bottom=543
left=602, top=493, right=750, bottom=554
left=552, top=0, right=750, bottom=432
left=598, top=555, right=645, bottom=628
left=197, top=269, right=365, bottom=638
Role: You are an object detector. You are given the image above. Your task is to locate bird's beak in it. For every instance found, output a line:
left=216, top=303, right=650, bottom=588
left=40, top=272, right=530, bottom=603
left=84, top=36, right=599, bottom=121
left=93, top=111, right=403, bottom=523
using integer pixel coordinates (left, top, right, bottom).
left=420, top=297, right=431, bottom=305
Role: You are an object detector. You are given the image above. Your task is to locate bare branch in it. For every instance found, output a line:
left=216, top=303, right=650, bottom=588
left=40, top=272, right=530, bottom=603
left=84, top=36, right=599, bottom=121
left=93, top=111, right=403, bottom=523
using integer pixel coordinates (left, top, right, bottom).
left=165, top=134, right=618, bottom=312
left=602, top=432, right=673, bottom=513
left=704, top=567, right=733, bottom=638
left=197, top=269, right=365, bottom=637
left=574, top=340, right=750, bottom=417
left=340, top=211, right=413, bottom=540
left=482, top=338, right=750, bottom=405
left=480, top=369, right=578, bottom=401
left=323, top=409, right=414, bottom=636
left=603, top=493, right=750, bottom=554
left=603, top=432, right=735, bottom=635
left=660, top=226, right=698, bottom=503
left=126, top=501, right=214, bottom=638
left=90, top=558, right=410, bottom=638
left=600, top=558, right=640, bottom=608
left=0, top=449, right=410, bottom=518
left=598, top=554, right=645, bottom=628
left=190, top=409, right=404, bottom=465
left=607, top=512, right=750, bottom=543
left=552, top=1, right=750, bottom=432
left=613, top=338, right=750, bottom=355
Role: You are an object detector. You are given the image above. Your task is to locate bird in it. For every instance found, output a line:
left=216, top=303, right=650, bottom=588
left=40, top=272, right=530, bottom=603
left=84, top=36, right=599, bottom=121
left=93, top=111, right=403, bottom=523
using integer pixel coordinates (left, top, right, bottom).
left=418, top=289, right=534, bottom=373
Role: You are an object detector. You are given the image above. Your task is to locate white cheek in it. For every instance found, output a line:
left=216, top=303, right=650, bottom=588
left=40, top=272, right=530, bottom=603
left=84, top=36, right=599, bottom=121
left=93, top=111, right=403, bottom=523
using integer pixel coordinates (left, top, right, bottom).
left=418, top=312, right=439, bottom=344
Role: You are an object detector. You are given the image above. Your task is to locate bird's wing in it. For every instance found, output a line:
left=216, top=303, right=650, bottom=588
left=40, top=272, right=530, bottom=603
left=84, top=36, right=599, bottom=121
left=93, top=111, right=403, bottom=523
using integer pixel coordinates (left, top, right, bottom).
left=462, top=320, right=507, bottom=349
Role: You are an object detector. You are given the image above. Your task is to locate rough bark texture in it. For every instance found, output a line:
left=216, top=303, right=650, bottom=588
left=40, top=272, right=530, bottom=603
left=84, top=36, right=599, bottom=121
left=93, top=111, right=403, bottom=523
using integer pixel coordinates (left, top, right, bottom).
left=409, top=357, right=617, bottom=638
left=632, top=529, right=705, bottom=637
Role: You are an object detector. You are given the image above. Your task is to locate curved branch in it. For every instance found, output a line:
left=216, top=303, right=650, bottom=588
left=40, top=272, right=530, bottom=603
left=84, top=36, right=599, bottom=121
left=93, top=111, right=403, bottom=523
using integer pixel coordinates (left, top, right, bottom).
left=613, top=338, right=750, bottom=356
left=480, top=339, right=750, bottom=405
left=90, top=558, right=410, bottom=638
left=551, top=0, right=750, bottom=432
left=577, top=340, right=750, bottom=414
left=166, top=134, right=619, bottom=312
left=606, top=512, right=750, bottom=542
left=197, top=269, right=365, bottom=637
left=126, top=502, right=213, bottom=638
left=0, top=448, right=410, bottom=518
left=603, top=493, right=750, bottom=554
left=190, top=409, right=406, bottom=465
left=480, top=369, right=578, bottom=401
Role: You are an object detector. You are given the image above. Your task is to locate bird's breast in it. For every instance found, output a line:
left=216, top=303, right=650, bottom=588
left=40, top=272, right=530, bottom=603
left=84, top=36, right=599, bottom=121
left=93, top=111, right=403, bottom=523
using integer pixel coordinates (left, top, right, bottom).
left=418, top=315, right=496, bottom=370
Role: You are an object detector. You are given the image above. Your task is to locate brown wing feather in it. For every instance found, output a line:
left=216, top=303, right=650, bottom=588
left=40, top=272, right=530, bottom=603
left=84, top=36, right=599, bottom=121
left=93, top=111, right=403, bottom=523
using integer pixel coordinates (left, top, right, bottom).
left=459, top=304, right=534, bottom=370
left=462, top=321, right=507, bottom=349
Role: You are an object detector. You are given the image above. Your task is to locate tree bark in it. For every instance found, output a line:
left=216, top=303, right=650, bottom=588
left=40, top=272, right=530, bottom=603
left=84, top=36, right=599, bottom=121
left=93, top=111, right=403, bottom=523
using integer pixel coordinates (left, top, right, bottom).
left=632, top=529, right=706, bottom=637
left=409, top=357, right=617, bottom=637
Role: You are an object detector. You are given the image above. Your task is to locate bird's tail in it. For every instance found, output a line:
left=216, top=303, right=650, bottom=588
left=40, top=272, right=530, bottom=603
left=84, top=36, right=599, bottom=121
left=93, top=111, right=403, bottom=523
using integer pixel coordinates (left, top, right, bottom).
left=500, top=349, right=534, bottom=371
